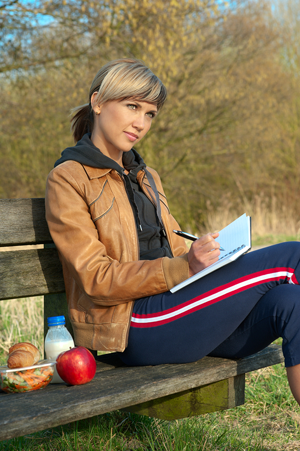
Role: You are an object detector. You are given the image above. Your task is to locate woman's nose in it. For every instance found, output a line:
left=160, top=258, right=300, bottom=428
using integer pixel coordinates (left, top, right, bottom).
left=132, top=114, right=145, bottom=130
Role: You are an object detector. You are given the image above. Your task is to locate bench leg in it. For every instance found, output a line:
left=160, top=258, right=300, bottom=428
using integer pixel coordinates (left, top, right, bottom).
left=122, top=374, right=245, bottom=420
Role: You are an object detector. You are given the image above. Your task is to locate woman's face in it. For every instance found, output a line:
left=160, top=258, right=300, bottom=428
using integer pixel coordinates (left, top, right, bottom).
left=91, top=95, right=157, bottom=162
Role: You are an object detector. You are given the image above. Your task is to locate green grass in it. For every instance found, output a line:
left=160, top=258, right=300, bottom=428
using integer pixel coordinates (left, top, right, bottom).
left=252, top=234, right=300, bottom=247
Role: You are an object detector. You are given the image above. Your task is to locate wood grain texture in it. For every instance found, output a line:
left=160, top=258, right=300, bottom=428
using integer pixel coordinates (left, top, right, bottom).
left=0, top=198, right=52, bottom=246
left=0, top=345, right=283, bottom=441
left=0, top=248, right=64, bottom=300
left=122, top=374, right=245, bottom=419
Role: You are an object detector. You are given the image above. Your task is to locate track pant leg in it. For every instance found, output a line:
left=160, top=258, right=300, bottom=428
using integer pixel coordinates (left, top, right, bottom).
left=208, top=283, right=300, bottom=367
left=119, top=242, right=300, bottom=366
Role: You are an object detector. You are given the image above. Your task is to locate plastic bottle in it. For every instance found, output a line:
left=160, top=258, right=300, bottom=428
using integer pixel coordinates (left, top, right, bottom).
left=44, top=315, right=75, bottom=383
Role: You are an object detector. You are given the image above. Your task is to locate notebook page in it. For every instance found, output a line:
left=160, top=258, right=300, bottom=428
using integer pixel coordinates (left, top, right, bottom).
left=215, top=214, right=250, bottom=261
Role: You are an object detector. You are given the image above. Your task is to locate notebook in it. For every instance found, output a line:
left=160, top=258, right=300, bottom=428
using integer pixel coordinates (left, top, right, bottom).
left=170, top=213, right=252, bottom=293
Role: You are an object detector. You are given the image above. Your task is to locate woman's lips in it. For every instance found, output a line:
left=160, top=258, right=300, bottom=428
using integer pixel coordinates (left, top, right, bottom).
left=124, top=132, right=138, bottom=142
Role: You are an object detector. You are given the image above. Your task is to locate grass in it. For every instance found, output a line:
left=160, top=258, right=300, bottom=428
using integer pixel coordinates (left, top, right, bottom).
left=252, top=234, right=300, bottom=247
left=202, top=194, right=300, bottom=247
left=0, top=297, right=44, bottom=361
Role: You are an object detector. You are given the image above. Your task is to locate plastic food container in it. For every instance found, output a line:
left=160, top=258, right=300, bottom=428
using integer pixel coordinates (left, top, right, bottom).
left=0, top=361, right=55, bottom=393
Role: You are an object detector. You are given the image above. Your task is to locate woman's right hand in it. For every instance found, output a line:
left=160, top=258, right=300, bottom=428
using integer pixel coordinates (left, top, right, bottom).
left=187, top=232, right=221, bottom=277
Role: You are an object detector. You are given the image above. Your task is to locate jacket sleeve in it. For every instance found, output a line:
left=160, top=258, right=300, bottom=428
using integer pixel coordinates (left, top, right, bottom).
left=45, top=165, right=190, bottom=306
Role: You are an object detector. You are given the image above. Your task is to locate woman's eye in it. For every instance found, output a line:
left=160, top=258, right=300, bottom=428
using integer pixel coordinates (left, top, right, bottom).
left=127, top=104, right=137, bottom=110
left=146, top=112, right=155, bottom=119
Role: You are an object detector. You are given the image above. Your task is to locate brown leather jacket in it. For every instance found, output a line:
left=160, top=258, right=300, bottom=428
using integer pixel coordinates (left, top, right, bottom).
left=45, top=161, right=189, bottom=352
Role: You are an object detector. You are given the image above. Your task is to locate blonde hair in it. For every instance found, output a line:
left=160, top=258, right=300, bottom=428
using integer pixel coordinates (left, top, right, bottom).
left=71, top=58, right=167, bottom=142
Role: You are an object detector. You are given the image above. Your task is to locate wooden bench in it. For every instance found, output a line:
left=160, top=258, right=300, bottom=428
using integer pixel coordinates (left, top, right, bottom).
left=0, top=198, right=284, bottom=442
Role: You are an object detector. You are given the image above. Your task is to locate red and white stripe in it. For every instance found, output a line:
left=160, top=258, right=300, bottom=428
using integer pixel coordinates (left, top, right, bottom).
left=131, top=267, right=298, bottom=328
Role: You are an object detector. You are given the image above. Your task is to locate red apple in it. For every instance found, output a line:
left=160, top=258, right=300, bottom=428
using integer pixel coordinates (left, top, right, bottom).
left=56, top=346, right=96, bottom=385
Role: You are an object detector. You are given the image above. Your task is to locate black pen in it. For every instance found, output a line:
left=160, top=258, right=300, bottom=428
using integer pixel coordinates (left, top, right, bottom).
left=173, top=230, right=225, bottom=251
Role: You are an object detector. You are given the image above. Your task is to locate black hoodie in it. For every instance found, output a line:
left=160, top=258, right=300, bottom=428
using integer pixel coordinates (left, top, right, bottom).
left=55, top=133, right=173, bottom=260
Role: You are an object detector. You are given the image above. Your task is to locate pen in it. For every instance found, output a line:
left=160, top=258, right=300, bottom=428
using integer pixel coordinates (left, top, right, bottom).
left=173, top=230, right=225, bottom=251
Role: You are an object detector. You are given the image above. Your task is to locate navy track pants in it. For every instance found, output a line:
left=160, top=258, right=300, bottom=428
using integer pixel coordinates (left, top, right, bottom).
left=119, top=242, right=300, bottom=367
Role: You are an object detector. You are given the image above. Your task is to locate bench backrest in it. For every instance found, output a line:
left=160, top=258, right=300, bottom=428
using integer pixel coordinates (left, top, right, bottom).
left=0, top=198, right=71, bottom=337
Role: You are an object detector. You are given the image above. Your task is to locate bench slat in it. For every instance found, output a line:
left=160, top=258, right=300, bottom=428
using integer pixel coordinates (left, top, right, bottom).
left=0, top=199, right=52, bottom=246
left=0, top=249, right=64, bottom=300
left=0, top=345, right=283, bottom=441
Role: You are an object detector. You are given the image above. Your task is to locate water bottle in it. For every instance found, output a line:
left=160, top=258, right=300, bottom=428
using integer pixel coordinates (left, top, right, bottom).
left=45, top=315, right=75, bottom=383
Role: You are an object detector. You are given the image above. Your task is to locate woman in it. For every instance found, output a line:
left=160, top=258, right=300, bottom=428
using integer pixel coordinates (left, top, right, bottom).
left=45, top=58, right=300, bottom=405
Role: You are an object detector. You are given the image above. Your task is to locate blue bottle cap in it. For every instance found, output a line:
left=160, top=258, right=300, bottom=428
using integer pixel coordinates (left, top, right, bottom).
left=47, top=315, right=65, bottom=326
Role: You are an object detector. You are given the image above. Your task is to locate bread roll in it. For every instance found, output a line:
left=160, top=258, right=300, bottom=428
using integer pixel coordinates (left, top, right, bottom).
left=7, top=342, right=40, bottom=369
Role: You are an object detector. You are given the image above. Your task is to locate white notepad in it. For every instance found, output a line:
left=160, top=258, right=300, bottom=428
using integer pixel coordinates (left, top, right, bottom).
left=170, top=214, right=251, bottom=293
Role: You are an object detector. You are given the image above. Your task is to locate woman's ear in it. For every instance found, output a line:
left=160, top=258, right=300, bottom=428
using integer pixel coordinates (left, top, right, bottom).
left=91, top=92, right=101, bottom=115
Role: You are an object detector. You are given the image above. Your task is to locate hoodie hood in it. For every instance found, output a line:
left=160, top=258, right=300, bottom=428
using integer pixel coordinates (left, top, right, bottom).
left=54, top=133, right=165, bottom=233
left=54, top=133, right=146, bottom=174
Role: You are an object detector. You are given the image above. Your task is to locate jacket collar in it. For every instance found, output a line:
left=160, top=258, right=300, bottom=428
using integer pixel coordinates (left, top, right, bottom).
left=83, top=166, right=113, bottom=180
left=83, top=165, right=149, bottom=181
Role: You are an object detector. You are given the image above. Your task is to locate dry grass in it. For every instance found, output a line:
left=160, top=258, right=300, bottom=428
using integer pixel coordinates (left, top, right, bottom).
left=0, top=246, right=45, bottom=364
left=203, top=194, right=300, bottom=243
left=0, top=296, right=44, bottom=365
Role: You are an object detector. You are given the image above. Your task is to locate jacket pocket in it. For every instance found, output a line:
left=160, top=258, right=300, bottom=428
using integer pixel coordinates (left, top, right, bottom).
left=89, top=180, right=116, bottom=223
left=93, top=198, right=115, bottom=223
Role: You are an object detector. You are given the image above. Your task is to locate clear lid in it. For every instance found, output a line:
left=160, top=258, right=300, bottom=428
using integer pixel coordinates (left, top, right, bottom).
left=0, top=361, right=55, bottom=373
left=47, top=315, right=66, bottom=326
